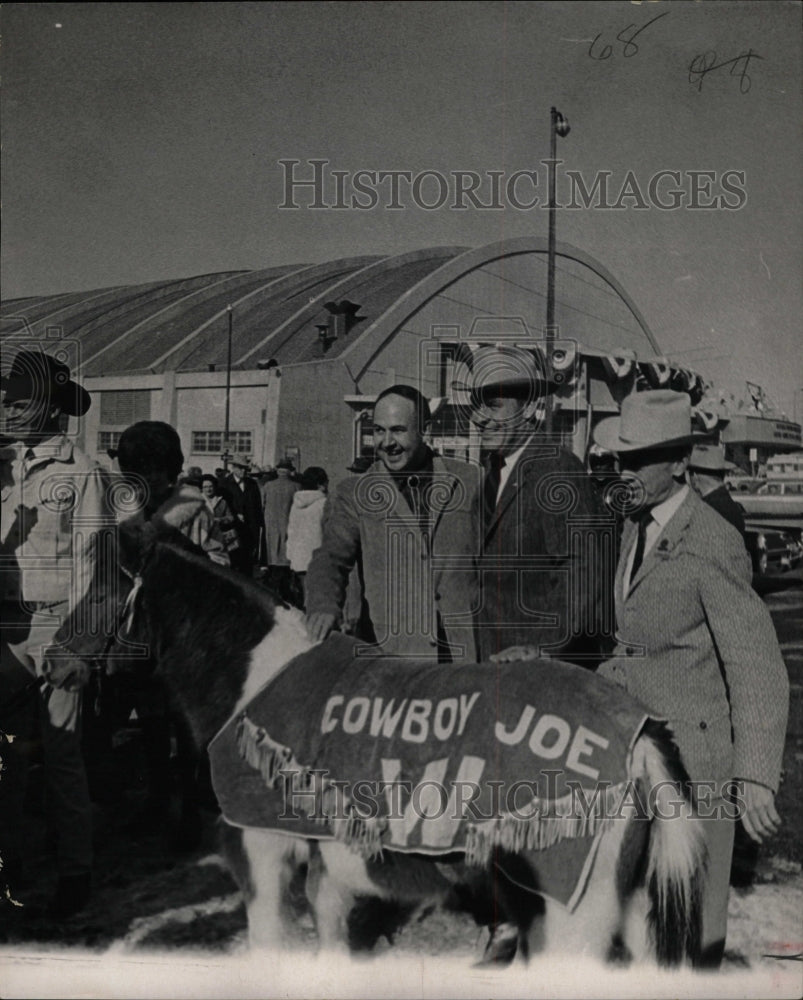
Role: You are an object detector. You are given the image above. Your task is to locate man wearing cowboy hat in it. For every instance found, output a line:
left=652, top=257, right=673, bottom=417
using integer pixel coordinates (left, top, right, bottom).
left=687, top=442, right=746, bottom=542
left=1, top=348, right=113, bottom=917
left=593, top=389, right=788, bottom=966
left=457, top=344, right=605, bottom=666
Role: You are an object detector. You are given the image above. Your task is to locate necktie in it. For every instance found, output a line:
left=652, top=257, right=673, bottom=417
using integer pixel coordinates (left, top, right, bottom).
left=483, top=453, right=505, bottom=527
left=629, top=511, right=651, bottom=586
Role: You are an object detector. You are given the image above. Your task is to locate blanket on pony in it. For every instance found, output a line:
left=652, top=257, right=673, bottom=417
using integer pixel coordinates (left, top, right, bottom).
left=209, top=634, right=654, bottom=909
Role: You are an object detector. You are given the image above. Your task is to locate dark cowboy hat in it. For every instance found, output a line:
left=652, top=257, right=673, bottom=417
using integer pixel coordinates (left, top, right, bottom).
left=1, top=349, right=91, bottom=417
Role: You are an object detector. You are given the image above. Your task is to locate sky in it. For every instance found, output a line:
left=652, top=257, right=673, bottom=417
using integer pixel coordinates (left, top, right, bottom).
left=2, top=1, right=801, bottom=418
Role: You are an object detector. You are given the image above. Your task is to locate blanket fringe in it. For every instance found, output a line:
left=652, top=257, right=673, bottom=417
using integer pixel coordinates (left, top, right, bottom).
left=236, top=714, right=327, bottom=826
left=464, top=780, right=627, bottom=866
left=236, top=713, right=385, bottom=855
left=237, top=714, right=628, bottom=864
left=330, top=808, right=386, bottom=861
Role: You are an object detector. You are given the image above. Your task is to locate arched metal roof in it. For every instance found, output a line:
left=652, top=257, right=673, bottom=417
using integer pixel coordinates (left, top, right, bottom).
left=0, top=238, right=662, bottom=377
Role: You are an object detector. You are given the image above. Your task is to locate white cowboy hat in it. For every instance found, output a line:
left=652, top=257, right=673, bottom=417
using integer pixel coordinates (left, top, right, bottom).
left=593, top=390, right=701, bottom=453
left=451, top=344, right=557, bottom=399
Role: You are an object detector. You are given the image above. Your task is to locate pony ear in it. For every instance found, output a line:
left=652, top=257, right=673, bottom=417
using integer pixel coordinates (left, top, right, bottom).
left=118, top=517, right=158, bottom=574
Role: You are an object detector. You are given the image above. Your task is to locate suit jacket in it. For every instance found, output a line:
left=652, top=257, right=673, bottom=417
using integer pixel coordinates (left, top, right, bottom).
left=306, top=454, right=480, bottom=661
left=600, top=488, right=788, bottom=791
left=701, top=484, right=747, bottom=543
left=475, top=440, right=610, bottom=664
left=223, top=475, right=263, bottom=555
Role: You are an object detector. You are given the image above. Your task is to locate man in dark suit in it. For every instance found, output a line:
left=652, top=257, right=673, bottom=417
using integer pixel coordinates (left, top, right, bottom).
left=688, top=443, right=746, bottom=543
left=457, top=345, right=607, bottom=667
left=222, top=453, right=263, bottom=577
left=593, top=389, right=788, bottom=967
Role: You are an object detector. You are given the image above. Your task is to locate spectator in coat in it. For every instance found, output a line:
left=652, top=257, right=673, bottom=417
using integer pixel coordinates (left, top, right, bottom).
left=223, top=454, right=263, bottom=577
left=593, top=389, right=789, bottom=967
left=0, top=349, right=113, bottom=917
left=305, top=385, right=480, bottom=661
left=687, top=443, right=747, bottom=543
left=456, top=345, right=608, bottom=667
left=261, top=458, right=299, bottom=601
left=201, top=474, right=240, bottom=559
left=286, top=466, right=329, bottom=609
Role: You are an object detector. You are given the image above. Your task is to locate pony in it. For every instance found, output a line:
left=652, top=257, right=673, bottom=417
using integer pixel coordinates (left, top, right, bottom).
left=49, top=521, right=706, bottom=966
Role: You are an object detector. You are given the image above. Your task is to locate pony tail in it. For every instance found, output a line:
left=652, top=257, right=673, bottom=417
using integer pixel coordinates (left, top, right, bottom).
left=634, top=728, right=707, bottom=966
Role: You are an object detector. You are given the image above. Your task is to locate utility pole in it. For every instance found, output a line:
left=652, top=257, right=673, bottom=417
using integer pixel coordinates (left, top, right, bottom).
left=223, top=304, right=233, bottom=470
left=545, top=107, right=570, bottom=435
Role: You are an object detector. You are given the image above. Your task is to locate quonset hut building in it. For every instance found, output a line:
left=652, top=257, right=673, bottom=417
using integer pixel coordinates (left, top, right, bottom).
left=2, top=236, right=719, bottom=483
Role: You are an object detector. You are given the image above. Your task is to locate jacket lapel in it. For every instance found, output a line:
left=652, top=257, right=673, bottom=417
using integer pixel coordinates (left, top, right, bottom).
left=428, top=456, right=458, bottom=538
left=483, top=438, right=548, bottom=543
left=627, top=490, right=696, bottom=594
left=616, top=518, right=636, bottom=612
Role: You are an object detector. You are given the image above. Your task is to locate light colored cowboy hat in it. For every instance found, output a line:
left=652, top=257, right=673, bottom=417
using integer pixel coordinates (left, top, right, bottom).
left=1, top=349, right=91, bottom=417
left=224, top=452, right=252, bottom=469
left=688, top=443, right=737, bottom=473
left=451, top=344, right=557, bottom=399
left=593, top=390, right=702, bottom=453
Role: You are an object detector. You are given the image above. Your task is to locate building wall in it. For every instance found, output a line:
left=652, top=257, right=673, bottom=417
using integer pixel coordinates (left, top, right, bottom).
left=276, top=361, right=362, bottom=485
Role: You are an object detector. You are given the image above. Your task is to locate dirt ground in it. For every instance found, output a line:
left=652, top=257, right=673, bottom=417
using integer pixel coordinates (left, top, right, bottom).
left=1, top=579, right=801, bottom=997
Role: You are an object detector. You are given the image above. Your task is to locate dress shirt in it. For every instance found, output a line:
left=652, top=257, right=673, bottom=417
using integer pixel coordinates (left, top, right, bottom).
left=496, top=436, right=534, bottom=504
left=624, top=485, right=689, bottom=592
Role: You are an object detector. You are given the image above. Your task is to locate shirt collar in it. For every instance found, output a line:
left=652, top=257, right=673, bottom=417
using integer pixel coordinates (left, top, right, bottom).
left=650, top=484, right=689, bottom=529
left=20, top=434, right=73, bottom=464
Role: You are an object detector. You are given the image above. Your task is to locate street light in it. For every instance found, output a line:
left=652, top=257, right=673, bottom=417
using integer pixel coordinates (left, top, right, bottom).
left=545, top=107, right=570, bottom=435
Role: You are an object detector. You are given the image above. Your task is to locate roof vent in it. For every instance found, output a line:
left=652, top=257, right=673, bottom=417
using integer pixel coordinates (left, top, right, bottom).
left=317, top=300, right=363, bottom=352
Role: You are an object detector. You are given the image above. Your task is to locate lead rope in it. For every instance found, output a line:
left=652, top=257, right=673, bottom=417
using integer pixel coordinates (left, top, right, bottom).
left=118, top=572, right=144, bottom=638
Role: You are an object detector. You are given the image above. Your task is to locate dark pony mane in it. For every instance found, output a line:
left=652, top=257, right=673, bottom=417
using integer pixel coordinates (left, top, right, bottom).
left=132, top=528, right=278, bottom=744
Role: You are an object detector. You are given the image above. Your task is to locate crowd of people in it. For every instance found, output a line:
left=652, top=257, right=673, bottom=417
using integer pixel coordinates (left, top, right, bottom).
left=0, top=345, right=789, bottom=970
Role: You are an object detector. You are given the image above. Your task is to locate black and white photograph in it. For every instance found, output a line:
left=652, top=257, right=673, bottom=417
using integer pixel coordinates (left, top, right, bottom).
left=1, top=3, right=801, bottom=997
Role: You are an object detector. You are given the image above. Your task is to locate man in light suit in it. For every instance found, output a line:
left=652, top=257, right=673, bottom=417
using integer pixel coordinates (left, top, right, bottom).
left=305, top=385, right=479, bottom=662
left=457, top=345, right=607, bottom=667
left=593, top=389, right=789, bottom=967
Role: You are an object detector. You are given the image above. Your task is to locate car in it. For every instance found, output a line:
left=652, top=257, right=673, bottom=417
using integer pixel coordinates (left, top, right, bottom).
left=745, top=524, right=803, bottom=577
left=755, top=480, right=803, bottom=496
left=726, top=476, right=764, bottom=494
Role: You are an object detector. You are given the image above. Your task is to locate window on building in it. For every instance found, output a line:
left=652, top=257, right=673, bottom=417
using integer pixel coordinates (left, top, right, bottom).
left=98, top=430, right=122, bottom=452
left=99, top=390, right=151, bottom=425
left=192, top=430, right=253, bottom=455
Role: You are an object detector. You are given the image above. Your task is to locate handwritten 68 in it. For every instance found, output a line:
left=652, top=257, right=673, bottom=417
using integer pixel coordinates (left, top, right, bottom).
left=589, top=11, right=669, bottom=61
